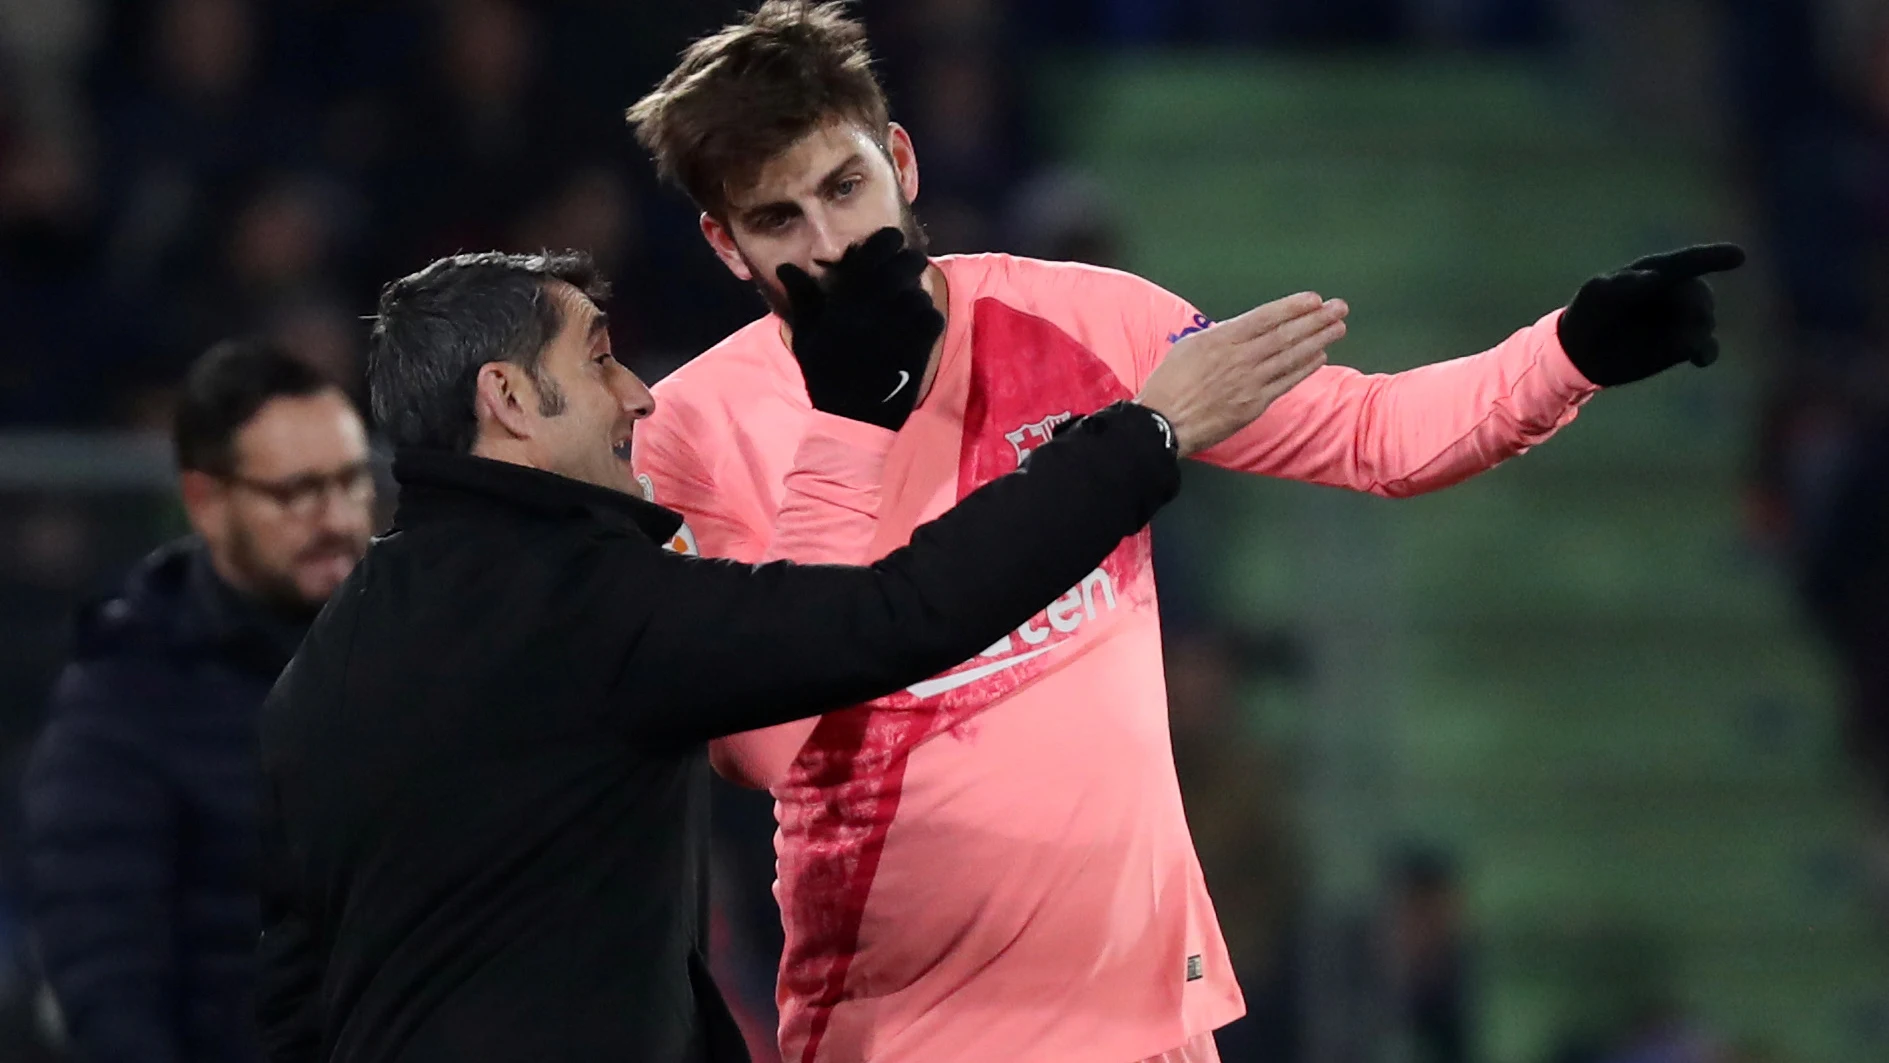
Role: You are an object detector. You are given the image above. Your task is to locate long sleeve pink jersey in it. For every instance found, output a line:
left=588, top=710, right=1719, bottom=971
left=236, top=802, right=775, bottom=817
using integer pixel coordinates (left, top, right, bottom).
left=631, top=254, right=1597, bottom=1063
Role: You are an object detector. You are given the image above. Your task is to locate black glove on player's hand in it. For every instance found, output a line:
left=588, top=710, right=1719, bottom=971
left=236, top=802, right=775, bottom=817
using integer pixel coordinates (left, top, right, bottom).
left=777, top=227, right=944, bottom=431
left=1556, top=242, right=1747, bottom=387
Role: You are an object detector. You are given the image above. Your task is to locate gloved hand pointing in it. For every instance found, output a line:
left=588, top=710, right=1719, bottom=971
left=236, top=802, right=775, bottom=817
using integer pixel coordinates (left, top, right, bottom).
left=1556, top=242, right=1747, bottom=387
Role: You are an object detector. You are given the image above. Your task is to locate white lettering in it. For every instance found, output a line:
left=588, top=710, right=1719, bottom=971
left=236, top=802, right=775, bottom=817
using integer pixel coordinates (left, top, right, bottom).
left=972, top=568, right=1121, bottom=675
left=1017, top=615, right=1052, bottom=645
left=1080, top=568, right=1117, bottom=619
left=1047, top=586, right=1085, bottom=633
left=909, top=567, right=1124, bottom=699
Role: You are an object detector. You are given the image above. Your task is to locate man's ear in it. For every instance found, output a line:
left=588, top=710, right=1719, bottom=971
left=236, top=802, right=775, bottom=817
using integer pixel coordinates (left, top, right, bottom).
left=887, top=122, right=919, bottom=204
left=178, top=469, right=227, bottom=545
left=473, top=362, right=536, bottom=442
left=701, top=212, right=753, bottom=281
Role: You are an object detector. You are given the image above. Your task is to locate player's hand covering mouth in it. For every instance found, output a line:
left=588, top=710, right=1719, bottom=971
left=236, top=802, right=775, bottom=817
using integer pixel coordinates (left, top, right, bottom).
left=777, top=227, right=942, bottom=432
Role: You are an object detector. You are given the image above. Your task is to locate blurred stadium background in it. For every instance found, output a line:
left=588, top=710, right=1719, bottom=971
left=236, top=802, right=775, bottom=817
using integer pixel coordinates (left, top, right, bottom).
left=1, top=1, right=1887, bottom=1062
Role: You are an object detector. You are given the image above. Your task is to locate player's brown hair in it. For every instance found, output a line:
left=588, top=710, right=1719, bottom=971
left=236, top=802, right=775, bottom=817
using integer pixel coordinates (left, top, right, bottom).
left=626, top=1, right=890, bottom=219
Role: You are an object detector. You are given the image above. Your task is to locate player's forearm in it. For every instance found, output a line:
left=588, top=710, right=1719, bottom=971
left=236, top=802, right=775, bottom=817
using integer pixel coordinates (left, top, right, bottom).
left=716, top=416, right=896, bottom=788
left=763, top=412, right=894, bottom=565
left=1196, top=309, right=1597, bottom=496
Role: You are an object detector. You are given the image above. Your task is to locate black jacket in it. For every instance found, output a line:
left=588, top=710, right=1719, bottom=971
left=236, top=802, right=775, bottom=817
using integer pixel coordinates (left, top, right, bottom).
left=256, top=403, right=1179, bottom=1063
left=26, top=539, right=309, bottom=1063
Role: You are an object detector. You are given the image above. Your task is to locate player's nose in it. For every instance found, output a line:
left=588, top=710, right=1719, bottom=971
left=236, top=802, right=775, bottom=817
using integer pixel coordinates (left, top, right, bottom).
left=807, top=216, right=848, bottom=267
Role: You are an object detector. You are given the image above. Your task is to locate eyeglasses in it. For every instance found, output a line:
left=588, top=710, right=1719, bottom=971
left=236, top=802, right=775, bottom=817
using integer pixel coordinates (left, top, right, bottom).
left=221, top=463, right=375, bottom=518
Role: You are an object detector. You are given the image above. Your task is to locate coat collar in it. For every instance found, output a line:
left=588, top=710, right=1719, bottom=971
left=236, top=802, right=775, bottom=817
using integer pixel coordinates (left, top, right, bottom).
left=390, top=450, right=684, bottom=545
left=73, top=538, right=310, bottom=673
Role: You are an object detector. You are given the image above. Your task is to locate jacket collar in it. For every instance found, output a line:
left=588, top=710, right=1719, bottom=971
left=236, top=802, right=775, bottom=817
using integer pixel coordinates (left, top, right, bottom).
left=180, top=546, right=312, bottom=672
left=73, top=537, right=310, bottom=673
left=391, top=450, right=684, bottom=545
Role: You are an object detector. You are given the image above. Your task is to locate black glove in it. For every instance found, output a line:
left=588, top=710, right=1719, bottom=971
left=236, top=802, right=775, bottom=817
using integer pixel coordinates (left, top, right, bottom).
left=777, top=227, right=944, bottom=431
left=1556, top=242, right=1747, bottom=387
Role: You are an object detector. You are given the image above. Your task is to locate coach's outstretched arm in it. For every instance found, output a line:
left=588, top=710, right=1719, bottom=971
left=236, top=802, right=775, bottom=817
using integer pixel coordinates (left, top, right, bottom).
left=620, top=402, right=1174, bottom=744
left=615, top=280, right=1339, bottom=746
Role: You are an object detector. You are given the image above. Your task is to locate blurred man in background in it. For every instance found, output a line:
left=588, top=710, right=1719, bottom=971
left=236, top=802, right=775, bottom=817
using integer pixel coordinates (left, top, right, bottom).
left=626, top=4, right=1740, bottom=1061
left=23, top=339, right=372, bottom=1063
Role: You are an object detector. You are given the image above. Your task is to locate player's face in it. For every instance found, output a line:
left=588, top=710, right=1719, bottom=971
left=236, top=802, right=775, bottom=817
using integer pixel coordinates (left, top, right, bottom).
left=524, top=281, right=654, bottom=494
left=186, top=390, right=374, bottom=616
left=702, top=121, right=927, bottom=317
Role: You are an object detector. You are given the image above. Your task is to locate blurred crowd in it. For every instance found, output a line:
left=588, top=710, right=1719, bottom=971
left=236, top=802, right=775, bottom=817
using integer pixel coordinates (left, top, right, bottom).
left=0, top=0, right=1651, bottom=432
left=1732, top=0, right=1889, bottom=891
left=0, top=1, right=1883, bottom=1062
left=0, top=0, right=1112, bottom=431
left=0, top=0, right=1607, bottom=435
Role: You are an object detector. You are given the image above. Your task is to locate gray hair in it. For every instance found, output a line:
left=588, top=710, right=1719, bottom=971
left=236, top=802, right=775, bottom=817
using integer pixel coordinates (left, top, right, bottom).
left=367, top=251, right=610, bottom=453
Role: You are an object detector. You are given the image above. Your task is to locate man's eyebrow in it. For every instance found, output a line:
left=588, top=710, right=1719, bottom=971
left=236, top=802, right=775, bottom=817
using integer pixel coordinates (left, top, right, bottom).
left=733, top=154, right=868, bottom=221
left=817, top=154, right=867, bottom=192
left=588, top=311, right=609, bottom=337
left=739, top=199, right=800, bottom=224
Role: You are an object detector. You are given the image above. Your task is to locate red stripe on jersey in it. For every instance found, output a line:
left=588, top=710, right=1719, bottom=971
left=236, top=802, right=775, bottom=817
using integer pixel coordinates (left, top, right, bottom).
left=786, top=300, right=1145, bottom=1062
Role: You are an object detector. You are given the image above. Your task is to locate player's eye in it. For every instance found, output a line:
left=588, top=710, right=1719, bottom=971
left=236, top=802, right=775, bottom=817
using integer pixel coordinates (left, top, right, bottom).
left=833, top=177, right=861, bottom=199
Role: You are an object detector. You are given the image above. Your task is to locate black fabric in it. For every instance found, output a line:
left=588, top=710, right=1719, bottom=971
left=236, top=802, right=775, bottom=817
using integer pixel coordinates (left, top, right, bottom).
left=25, top=539, right=311, bottom=1063
left=257, top=401, right=1179, bottom=1063
left=776, top=227, right=944, bottom=430
left=1555, top=242, right=1747, bottom=387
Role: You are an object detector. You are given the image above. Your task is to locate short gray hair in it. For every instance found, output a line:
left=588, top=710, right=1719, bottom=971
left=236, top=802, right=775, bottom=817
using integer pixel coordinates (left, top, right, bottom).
left=367, top=251, right=610, bottom=453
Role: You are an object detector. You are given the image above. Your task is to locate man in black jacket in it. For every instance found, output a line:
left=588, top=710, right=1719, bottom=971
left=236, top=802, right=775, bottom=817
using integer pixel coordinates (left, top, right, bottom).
left=257, top=237, right=1335, bottom=1063
left=27, top=340, right=374, bottom=1063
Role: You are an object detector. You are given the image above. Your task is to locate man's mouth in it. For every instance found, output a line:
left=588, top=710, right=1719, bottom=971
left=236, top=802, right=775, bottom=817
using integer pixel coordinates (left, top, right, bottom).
left=296, top=544, right=362, bottom=586
left=612, top=432, right=633, bottom=461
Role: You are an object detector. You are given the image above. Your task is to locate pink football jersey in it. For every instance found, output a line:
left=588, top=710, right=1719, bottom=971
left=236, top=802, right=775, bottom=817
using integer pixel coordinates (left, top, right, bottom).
left=632, top=254, right=1596, bottom=1062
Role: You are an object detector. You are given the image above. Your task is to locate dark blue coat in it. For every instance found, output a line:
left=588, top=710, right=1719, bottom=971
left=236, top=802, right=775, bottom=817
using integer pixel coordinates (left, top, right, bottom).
left=25, top=539, right=308, bottom=1063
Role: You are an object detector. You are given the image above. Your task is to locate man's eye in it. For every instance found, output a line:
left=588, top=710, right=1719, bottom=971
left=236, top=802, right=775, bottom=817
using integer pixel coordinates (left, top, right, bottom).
left=834, top=178, right=861, bottom=199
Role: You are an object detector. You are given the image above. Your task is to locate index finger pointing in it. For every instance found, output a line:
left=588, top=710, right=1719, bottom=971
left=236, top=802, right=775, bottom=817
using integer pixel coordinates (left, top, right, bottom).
left=1627, top=242, right=1747, bottom=280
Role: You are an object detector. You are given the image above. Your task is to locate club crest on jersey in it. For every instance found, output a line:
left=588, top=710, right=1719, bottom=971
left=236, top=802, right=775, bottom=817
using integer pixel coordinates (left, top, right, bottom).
left=1004, top=411, right=1073, bottom=466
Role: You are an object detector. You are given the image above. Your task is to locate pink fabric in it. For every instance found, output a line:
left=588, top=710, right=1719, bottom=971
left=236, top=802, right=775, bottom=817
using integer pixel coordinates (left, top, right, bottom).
left=1140, top=1032, right=1222, bottom=1063
left=707, top=413, right=893, bottom=785
left=631, top=253, right=1597, bottom=1063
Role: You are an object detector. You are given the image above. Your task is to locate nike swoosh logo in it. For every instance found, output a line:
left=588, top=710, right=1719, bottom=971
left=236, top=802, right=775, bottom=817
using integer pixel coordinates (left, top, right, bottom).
left=905, top=645, right=1055, bottom=698
left=883, top=370, right=912, bottom=402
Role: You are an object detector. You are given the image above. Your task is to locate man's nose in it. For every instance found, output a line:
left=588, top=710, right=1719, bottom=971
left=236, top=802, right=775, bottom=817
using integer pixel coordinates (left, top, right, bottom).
left=616, top=366, right=655, bottom=420
left=319, top=483, right=373, bottom=532
left=807, top=214, right=848, bottom=266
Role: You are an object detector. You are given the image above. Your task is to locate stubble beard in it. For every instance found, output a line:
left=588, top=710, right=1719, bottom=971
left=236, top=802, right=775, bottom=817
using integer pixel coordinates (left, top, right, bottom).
left=225, top=519, right=344, bottom=619
left=742, top=197, right=931, bottom=321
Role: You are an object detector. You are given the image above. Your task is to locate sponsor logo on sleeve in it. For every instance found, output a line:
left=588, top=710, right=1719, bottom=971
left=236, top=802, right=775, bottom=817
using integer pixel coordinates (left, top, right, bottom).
left=1165, top=313, right=1215, bottom=346
left=664, top=524, right=698, bottom=556
left=636, top=473, right=698, bottom=556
